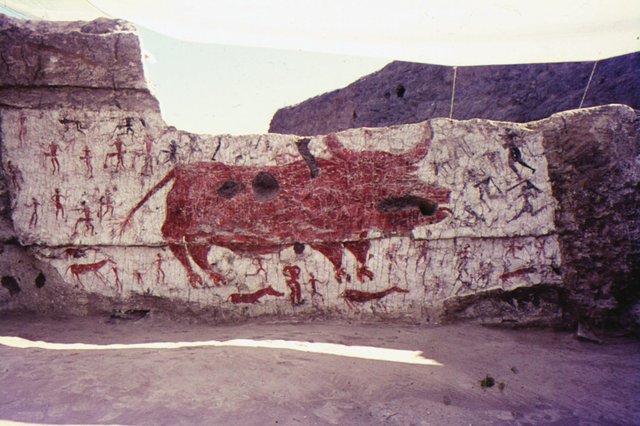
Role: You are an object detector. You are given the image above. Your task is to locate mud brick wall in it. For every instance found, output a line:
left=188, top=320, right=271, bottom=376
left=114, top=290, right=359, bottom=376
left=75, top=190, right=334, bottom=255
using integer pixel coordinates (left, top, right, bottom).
left=1, top=15, right=637, bottom=327
left=269, top=55, right=640, bottom=137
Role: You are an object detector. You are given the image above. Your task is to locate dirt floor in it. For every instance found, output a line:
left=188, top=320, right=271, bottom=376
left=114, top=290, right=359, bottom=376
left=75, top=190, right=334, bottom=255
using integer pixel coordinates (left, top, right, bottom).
left=0, top=313, right=638, bottom=426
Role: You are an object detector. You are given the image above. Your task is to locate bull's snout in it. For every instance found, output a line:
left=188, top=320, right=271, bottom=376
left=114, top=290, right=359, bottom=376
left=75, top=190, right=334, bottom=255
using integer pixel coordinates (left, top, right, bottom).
left=377, top=196, right=438, bottom=216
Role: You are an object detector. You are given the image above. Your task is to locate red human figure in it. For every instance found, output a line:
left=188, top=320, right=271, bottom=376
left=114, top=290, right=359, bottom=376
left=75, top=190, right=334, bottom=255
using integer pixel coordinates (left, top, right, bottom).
left=227, top=286, right=284, bottom=304
left=18, top=113, right=27, bottom=146
left=26, top=197, right=40, bottom=228
left=79, top=145, right=93, bottom=178
left=97, top=189, right=115, bottom=223
left=51, top=188, right=66, bottom=221
left=283, top=265, right=303, bottom=305
left=142, top=134, right=155, bottom=176
left=112, top=266, right=123, bottom=293
left=5, top=161, right=23, bottom=191
left=43, top=142, right=63, bottom=175
left=308, top=272, right=324, bottom=299
left=66, top=259, right=111, bottom=288
left=154, top=253, right=166, bottom=285
left=133, top=270, right=145, bottom=287
left=103, top=137, right=127, bottom=171
left=72, top=201, right=95, bottom=237
left=342, top=286, right=409, bottom=309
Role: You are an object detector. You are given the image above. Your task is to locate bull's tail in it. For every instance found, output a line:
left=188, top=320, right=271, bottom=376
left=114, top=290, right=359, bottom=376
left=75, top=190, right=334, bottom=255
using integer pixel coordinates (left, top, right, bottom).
left=119, top=169, right=177, bottom=236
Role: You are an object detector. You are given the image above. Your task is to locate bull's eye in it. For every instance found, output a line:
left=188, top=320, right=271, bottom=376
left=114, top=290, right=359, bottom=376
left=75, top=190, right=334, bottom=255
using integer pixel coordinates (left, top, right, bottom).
left=217, top=180, right=245, bottom=199
left=252, top=172, right=280, bottom=202
left=377, top=196, right=438, bottom=216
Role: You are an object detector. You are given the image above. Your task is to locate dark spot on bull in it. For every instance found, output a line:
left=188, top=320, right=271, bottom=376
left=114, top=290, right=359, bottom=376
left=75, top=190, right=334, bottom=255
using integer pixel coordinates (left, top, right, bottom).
left=252, top=172, right=280, bottom=202
left=293, top=242, right=305, bottom=254
left=295, top=138, right=319, bottom=179
left=396, top=84, right=406, bottom=98
left=377, top=196, right=438, bottom=216
left=1, top=276, right=21, bottom=296
left=35, top=272, right=46, bottom=288
left=217, top=180, right=245, bottom=199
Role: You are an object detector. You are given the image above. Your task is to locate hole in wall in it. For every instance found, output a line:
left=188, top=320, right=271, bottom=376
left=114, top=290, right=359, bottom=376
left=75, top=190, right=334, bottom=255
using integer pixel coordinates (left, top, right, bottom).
left=396, top=84, right=406, bottom=98
left=217, top=180, right=245, bottom=199
left=35, top=272, right=46, bottom=288
left=1, top=276, right=21, bottom=296
left=293, top=242, right=305, bottom=254
left=252, top=172, right=280, bottom=202
left=377, top=196, right=438, bottom=216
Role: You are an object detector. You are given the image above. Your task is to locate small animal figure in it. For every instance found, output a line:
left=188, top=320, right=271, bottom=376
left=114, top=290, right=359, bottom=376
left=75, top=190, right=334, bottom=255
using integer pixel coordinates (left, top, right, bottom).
left=227, top=286, right=284, bottom=304
left=342, top=286, right=409, bottom=309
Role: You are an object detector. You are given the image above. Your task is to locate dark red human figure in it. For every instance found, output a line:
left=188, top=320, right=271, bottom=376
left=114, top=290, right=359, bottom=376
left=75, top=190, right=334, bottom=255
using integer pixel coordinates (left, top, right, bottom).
left=308, top=272, right=324, bottom=299
left=79, top=145, right=93, bottom=178
left=72, top=201, right=95, bottom=237
left=18, top=113, right=27, bottom=146
left=6, top=160, right=23, bottom=191
left=44, top=142, right=62, bottom=175
left=104, top=137, right=127, bottom=171
left=283, top=265, right=303, bottom=305
left=134, top=270, right=145, bottom=287
left=98, top=189, right=115, bottom=223
left=112, top=266, right=123, bottom=293
left=26, top=197, right=40, bottom=228
left=51, top=188, right=66, bottom=221
left=154, top=253, right=166, bottom=285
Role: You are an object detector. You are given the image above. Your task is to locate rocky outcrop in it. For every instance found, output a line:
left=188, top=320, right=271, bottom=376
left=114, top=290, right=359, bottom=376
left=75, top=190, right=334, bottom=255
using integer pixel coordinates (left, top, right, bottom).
left=1, top=15, right=637, bottom=329
left=269, top=54, right=640, bottom=136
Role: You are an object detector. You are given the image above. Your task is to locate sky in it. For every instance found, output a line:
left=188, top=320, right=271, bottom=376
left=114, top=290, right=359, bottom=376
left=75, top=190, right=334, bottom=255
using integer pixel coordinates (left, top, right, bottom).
left=2, top=0, right=638, bottom=135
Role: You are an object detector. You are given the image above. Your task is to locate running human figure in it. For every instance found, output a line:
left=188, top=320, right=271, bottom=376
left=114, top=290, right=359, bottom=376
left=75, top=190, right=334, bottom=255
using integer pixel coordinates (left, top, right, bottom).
left=72, top=201, right=95, bottom=237
left=103, top=137, right=127, bottom=171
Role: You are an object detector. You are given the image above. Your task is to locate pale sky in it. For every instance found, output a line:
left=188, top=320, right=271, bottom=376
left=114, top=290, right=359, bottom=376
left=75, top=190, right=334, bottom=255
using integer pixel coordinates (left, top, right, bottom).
left=2, top=0, right=638, bottom=135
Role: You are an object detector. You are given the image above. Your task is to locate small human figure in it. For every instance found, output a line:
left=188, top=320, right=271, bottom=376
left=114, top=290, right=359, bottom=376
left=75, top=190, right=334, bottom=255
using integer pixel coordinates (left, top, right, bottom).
left=43, top=142, right=62, bottom=175
left=79, top=145, right=93, bottom=178
left=6, top=160, right=23, bottom=191
left=158, top=140, right=179, bottom=164
left=308, top=272, right=324, bottom=299
left=142, top=134, right=155, bottom=176
left=103, top=137, right=127, bottom=171
left=507, top=180, right=543, bottom=223
left=112, top=266, right=123, bottom=293
left=51, top=188, right=66, bottom=221
left=26, top=197, right=40, bottom=228
left=97, top=189, right=115, bottom=222
left=18, top=113, right=27, bottom=146
left=154, top=253, right=166, bottom=285
left=72, top=201, right=95, bottom=237
left=59, top=116, right=86, bottom=134
left=506, top=129, right=535, bottom=176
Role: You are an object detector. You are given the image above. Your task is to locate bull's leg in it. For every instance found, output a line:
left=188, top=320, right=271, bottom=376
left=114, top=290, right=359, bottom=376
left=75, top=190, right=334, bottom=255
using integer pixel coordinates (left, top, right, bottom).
left=167, top=242, right=203, bottom=288
left=186, top=243, right=227, bottom=286
left=311, top=243, right=349, bottom=283
left=344, top=240, right=374, bottom=282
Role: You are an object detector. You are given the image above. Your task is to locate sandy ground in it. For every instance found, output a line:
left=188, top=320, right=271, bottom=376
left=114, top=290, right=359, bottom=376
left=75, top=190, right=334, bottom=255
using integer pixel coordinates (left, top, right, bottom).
left=0, top=313, right=638, bottom=426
